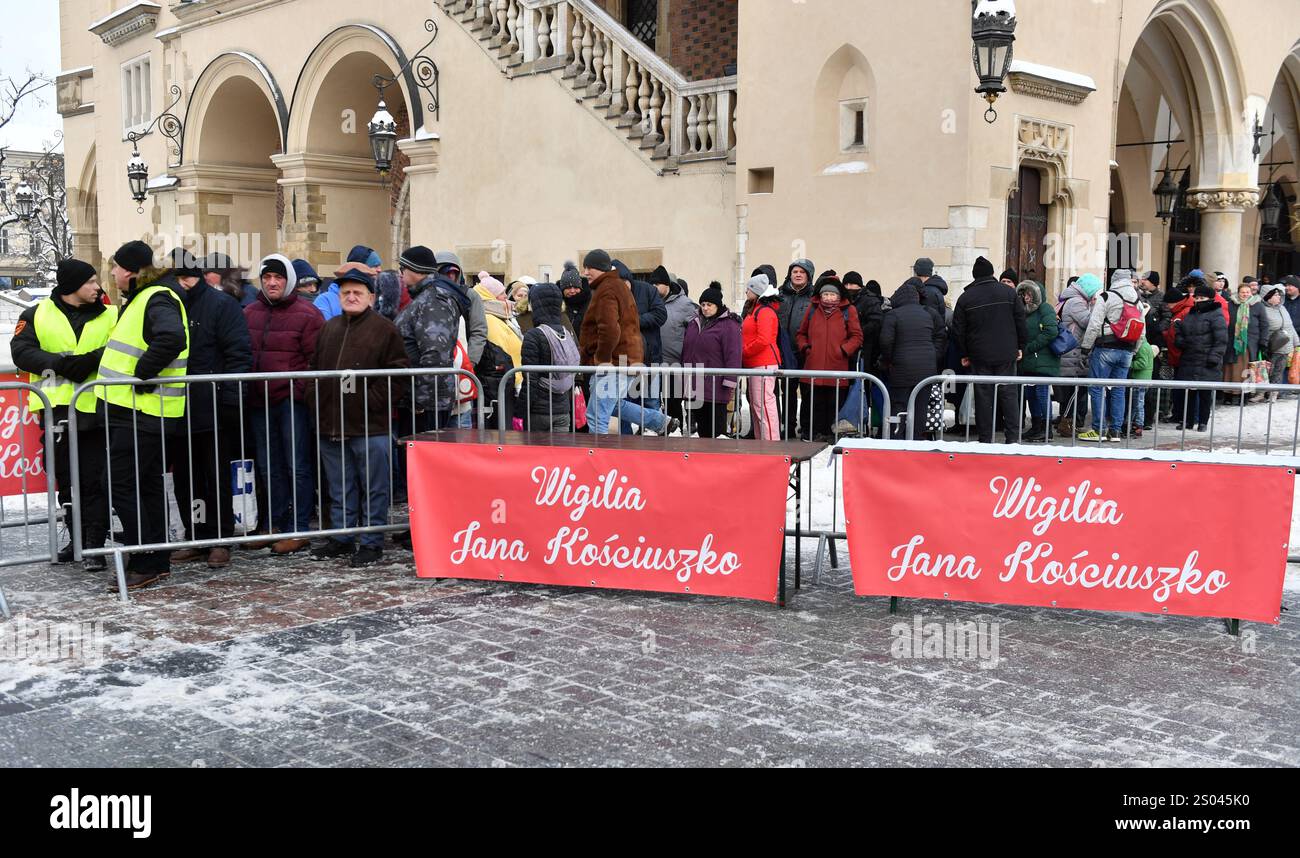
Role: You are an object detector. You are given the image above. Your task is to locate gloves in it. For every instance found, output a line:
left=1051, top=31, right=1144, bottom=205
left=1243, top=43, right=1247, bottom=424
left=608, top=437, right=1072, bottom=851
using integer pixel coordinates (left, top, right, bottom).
left=56, top=349, right=104, bottom=384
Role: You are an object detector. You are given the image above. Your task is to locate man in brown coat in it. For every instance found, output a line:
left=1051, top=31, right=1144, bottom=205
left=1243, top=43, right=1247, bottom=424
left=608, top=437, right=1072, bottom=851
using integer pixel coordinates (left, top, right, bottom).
left=579, top=249, right=677, bottom=435
left=309, top=269, right=409, bottom=567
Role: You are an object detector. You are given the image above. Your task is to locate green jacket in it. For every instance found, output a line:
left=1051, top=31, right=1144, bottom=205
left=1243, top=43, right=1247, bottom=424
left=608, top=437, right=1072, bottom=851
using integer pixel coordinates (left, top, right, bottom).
left=1017, top=282, right=1060, bottom=376
left=1129, top=338, right=1154, bottom=380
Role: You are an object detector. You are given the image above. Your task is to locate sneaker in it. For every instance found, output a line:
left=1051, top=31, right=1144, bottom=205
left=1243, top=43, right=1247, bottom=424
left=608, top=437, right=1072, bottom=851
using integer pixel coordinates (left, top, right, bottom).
left=1076, top=429, right=1103, bottom=442
left=311, top=540, right=355, bottom=561
left=832, top=419, right=861, bottom=437
left=350, top=546, right=384, bottom=568
left=665, top=418, right=682, bottom=436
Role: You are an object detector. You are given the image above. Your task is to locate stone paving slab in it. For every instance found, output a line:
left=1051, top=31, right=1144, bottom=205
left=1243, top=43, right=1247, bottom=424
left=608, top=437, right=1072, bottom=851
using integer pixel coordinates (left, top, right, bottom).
left=0, top=525, right=1296, bottom=767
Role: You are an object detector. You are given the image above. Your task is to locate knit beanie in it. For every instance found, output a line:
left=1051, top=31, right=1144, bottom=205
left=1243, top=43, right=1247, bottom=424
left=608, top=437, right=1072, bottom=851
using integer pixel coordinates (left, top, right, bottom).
left=477, top=271, right=507, bottom=299
left=111, top=240, right=153, bottom=274
left=1075, top=273, right=1103, bottom=299
left=747, top=272, right=776, bottom=298
left=843, top=271, right=865, bottom=288
left=1194, top=283, right=1217, bottom=300
left=1000, top=268, right=1019, bottom=284
left=399, top=245, right=438, bottom=274
left=583, top=249, right=612, bottom=272
left=913, top=258, right=934, bottom=278
left=973, top=256, right=995, bottom=279
left=55, top=258, right=97, bottom=296
left=1143, top=271, right=1160, bottom=287
left=558, top=261, right=582, bottom=290
left=168, top=247, right=203, bottom=278
left=699, top=282, right=725, bottom=308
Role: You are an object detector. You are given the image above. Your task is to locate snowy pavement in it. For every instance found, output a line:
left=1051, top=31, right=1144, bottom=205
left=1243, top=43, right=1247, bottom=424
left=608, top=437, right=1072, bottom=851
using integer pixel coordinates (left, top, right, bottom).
left=0, top=521, right=1296, bottom=767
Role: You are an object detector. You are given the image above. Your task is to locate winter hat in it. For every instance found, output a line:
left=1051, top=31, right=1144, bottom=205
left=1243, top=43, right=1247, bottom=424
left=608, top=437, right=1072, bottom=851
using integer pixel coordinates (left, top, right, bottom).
left=434, top=251, right=463, bottom=281
left=583, top=249, right=612, bottom=273
left=204, top=252, right=235, bottom=273
left=1189, top=269, right=1207, bottom=281
left=477, top=271, right=507, bottom=299
left=1264, top=285, right=1284, bottom=303
left=1143, top=271, right=1160, bottom=287
left=1283, top=275, right=1300, bottom=289
left=291, top=259, right=320, bottom=286
left=788, top=258, right=815, bottom=283
left=399, top=245, right=438, bottom=274
left=55, top=258, right=97, bottom=296
left=1194, top=282, right=1217, bottom=300
left=168, top=247, right=203, bottom=279
left=843, top=271, right=865, bottom=288
left=999, top=268, right=1019, bottom=284
left=258, top=253, right=298, bottom=294
left=611, top=260, right=634, bottom=283
left=346, top=245, right=380, bottom=269
left=865, top=279, right=882, bottom=297
left=1016, top=281, right=1042, bottom=311
left=972, top=256, right=995, bottom=279
left=559, top=261, right=582, bottom=290
left=650, top=265, right=673, bottom=287
left=699, top=282, right=726, bottom=308
left=913, top=258, right=935, bottom=278
left=1110, top=269, right=1134, bottom=288
left=111, top=240, right=153, bottom=274
left=747, top=272, right=776, bottom=298
left=336, top=268, right=375, bottom=293
left=1075, top=273, right=1103, bottom=299
left=818, top=278, right=843, bottom=298
left=676, top=278, right=689, bottom=296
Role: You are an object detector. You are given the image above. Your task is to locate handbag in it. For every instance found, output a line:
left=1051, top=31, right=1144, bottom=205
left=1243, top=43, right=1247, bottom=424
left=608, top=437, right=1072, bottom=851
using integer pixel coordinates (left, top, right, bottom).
left=573, top=387, right=588, bottom=430
left=1289, top=353, right=1300, bottom=386
left=1268, top=328, right=1291, bottom=356
left=1048, top=303, right=1081, bottom=357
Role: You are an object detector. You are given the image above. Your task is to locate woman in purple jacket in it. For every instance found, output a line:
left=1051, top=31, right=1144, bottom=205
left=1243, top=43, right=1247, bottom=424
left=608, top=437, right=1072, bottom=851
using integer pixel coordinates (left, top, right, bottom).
left=680, top=282, right=743, bottom=438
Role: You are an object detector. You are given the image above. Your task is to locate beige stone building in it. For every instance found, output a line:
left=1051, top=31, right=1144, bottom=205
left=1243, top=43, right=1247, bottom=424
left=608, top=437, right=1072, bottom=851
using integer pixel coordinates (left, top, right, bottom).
left=56, top=0, right=1300, bottom=303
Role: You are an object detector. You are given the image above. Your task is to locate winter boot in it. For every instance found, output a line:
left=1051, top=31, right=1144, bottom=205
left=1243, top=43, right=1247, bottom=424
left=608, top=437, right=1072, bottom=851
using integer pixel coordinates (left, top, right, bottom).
left=1022, top=418, right=1047, bottom=442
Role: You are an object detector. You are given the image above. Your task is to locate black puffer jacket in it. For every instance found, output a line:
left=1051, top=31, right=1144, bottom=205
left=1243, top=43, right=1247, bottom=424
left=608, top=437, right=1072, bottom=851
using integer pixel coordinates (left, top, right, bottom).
left=180, top=282, right=253, bottom=433
left=1173, top=300, right=1229, bottom=381
left=920, top=275, right=949, bottom=318
left=953, top=275, right=1027, bottom=365
left=879, top=284, right=946, bottom=390
left=847, top=287, right=885, bottom=372
left=516, top=283, right=573, bottom=417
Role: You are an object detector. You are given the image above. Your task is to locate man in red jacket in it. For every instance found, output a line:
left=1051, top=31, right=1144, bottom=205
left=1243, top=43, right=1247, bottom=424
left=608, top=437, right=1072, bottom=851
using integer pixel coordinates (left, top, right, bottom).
left=244, top=254, right=324, bottom=554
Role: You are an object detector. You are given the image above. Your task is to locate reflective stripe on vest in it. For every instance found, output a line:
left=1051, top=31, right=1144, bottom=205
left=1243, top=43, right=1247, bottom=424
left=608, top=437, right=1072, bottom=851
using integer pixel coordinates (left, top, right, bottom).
left=26, top=299, right=118, bottom=414
left=94, top=285, right=191, bottom=418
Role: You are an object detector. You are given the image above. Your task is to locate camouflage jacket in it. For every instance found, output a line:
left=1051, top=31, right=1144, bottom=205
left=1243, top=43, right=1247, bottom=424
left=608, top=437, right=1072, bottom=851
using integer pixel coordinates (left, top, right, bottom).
left=395, top=275, right=469, bottom=412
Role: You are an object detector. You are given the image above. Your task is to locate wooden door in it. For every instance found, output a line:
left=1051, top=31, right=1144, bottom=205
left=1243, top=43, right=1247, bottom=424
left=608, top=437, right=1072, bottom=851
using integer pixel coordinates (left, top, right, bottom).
left=1006, top=165, right=1048, bottom=284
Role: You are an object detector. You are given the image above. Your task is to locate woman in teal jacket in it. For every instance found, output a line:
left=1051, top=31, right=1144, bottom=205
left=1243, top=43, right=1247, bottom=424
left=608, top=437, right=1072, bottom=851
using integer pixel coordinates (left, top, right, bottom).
left=1017, top=281, right=1060, bottom=441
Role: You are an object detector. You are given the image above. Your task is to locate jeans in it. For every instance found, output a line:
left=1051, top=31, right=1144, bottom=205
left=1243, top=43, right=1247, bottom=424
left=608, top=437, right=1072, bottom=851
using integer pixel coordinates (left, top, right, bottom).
left=620, top=397, right=661, bottom=435
left=249, top=401, right=315, bottom=534
left=590, top=372, right=668, bottom=435
left=838, top=380, right=867, bottom=429
left=1088, top=348, right=1134, bottom=432
left=1025, top=383, right=1051, bottom=421
left=319, top=435, right=391, bottom=549
left=1129, top=387, right=1147, bottom=427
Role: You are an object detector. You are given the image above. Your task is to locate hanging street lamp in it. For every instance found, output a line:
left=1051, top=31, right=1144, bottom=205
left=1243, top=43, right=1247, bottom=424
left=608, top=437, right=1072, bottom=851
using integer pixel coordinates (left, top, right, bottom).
left=972, top=0, right=1017, bottom=124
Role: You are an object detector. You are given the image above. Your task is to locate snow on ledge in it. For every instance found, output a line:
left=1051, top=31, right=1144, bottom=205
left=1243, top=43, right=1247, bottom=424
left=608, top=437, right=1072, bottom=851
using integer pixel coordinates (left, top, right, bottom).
left=1008, top=60, right=1097, bottom=93
left=822, top=160, right=869, bottom=176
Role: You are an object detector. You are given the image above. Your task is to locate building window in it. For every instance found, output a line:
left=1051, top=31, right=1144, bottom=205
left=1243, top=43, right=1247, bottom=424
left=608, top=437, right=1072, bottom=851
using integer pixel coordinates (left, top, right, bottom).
left=0, top=227, right=9, bottom=256
left=121, top=55, right=152, bottom=136
left=840, top=99, right=868, bottom=152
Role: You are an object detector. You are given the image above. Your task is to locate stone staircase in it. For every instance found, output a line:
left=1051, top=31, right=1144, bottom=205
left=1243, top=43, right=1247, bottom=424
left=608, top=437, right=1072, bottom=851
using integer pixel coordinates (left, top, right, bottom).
left=438, top=0, right=736, bottom=171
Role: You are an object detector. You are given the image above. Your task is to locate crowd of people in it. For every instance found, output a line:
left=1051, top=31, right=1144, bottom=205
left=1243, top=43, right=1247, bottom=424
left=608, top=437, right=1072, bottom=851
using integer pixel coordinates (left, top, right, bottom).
left=10, top=238, right=1299, bottom=590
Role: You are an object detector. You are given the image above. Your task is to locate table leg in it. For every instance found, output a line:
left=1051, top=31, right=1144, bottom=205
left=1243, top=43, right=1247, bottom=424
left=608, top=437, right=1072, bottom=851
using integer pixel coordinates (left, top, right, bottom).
left=795, top=461, right=802, bottom=591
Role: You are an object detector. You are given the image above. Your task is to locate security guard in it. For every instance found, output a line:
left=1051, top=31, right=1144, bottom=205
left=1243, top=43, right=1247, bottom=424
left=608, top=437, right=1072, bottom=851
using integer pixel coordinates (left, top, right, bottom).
left=10, top=258, right=116, bottom=571
left=95, top=242, right=191, bottom=590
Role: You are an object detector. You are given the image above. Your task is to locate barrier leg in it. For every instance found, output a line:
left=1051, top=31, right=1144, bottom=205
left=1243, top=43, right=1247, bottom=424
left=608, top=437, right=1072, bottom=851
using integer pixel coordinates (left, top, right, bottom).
left=113, top=550, right=130, bottom=605
left=829, top=537, right=839, bottom=570
left=889, top=596, right=899, bottom=615
left=1224, top=618, right=1240, bottom=637
left=813, top=534, right=828, bottom=586
left=0, top=586, right=10, bottom=620
left=794, top=462, right=802, bottom=591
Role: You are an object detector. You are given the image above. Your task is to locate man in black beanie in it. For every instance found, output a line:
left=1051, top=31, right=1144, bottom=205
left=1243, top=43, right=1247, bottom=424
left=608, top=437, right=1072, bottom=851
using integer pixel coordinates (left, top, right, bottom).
left=954, top=256, right=1028, bottom=443
left=10, top=258, right=116, bottom=570
left=109, top=240, right=154, bottom=301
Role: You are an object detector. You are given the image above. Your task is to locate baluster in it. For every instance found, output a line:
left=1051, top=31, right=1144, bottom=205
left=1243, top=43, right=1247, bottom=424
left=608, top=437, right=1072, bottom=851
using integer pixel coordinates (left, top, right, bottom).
left=686, top=95, right=700, bottom=154
left=643, top=78, right=663, bottom=146
left=577, top=19, right=594, bottom=87
left=595, top=34, right=614, bottom=106
left=491, top=0, right=507, bottom=43
left=563, top=11, right=583, bottom=77
left=538, top=7, right=552, bottom=59
left=654, top=90, right=672, bottom=158
left=505, top=0, right=520, bottom=57
left=587, top=30, right=606, bottom=97
left=607, top=46, right=627, bottom=118
left=621, top=59, right=641, bottom=127
left=631, top=66, right=650, bottom=138
left=705, top=93, right=718, bottom=153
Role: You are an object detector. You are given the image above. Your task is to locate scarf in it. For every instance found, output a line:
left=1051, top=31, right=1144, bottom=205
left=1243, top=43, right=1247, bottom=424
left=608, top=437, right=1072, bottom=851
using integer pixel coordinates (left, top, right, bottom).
left=1232, top=293, right=1258, bottom=357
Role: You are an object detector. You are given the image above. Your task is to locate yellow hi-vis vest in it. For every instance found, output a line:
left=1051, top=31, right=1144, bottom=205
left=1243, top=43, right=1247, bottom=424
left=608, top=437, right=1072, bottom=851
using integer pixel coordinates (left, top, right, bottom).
left=94, top=285, right=190, bottom=418
left=26, top=298, right=118, bottom=413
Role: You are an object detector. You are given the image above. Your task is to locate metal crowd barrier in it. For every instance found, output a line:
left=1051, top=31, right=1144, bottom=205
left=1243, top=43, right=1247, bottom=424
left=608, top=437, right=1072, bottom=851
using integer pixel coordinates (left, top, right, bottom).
left=67, top=368, right=484, bottom=602
left=0, top=380, right=59, bottom=619
left=904, top=373, right=1300, bottom=454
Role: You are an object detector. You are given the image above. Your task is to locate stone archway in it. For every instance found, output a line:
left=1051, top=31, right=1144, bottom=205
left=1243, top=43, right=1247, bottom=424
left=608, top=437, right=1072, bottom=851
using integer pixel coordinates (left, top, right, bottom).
left=70, top=144, right=100, bottom=271
left=279, top=25, right=420, bottom=271
left=177, top=52, right=287, bottom=270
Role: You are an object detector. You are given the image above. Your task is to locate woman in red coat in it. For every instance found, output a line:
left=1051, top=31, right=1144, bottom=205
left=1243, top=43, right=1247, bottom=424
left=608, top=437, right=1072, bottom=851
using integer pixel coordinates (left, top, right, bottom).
left=795, top=277, right=863, bottom=440
left=741, top=273, right=782, bottom=440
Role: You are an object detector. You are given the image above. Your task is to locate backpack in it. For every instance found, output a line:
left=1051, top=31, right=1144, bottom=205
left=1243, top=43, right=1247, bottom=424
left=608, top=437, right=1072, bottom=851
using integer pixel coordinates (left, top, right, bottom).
left=537, top=325, right=579, bottom=393
left=452, top=339, right=479, bottom=405
left=759, top=304, right=800, bottom=369
left=1109, top=298, right=1146, bottom=344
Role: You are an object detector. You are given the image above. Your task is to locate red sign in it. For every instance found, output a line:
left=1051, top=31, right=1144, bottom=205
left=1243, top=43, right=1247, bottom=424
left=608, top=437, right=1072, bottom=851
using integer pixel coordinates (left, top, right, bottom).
left=843, top=449, right=1293, bottom=624
left=407, top=442, right=791, bottom=602
left=0, top=372, right=47, bottom=496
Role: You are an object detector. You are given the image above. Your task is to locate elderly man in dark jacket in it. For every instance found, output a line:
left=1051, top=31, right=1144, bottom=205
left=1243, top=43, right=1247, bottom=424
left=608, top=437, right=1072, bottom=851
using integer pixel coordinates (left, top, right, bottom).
left=244, top=253, right=325, bottom=555
left=165, top=248, right=253, bottom=570
left=953, top=256, right=1028, bottom=443
left=880, top=282, right=947, bottom=439
left=777, top=258, right=816, bottom=437
left=396, top=245, right=470, bottom=430
left=310, top=269, right=408, bottom=567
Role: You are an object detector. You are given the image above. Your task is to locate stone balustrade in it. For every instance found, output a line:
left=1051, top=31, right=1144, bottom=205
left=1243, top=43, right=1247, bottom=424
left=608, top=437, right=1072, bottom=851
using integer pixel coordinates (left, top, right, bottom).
left=439, top=0, right=736, bottom=168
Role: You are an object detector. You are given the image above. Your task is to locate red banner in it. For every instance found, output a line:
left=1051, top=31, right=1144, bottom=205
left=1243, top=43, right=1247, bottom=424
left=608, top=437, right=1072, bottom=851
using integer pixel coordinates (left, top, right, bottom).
left=0, top=372, right=47, bottom=496
left=843, top=449, right=1292, bottom=624
left=408, top=442, right=791, bottom=602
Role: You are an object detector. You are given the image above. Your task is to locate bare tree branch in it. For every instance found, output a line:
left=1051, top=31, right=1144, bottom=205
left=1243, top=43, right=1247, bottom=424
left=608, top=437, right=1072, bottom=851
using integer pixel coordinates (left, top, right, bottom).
left=0, top=72, right=52, bottom=132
